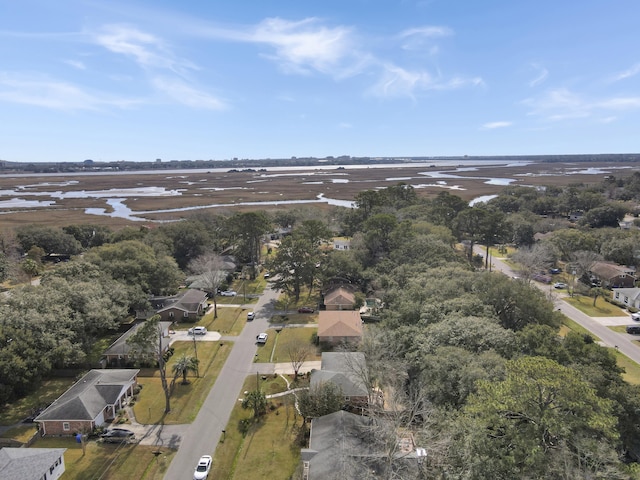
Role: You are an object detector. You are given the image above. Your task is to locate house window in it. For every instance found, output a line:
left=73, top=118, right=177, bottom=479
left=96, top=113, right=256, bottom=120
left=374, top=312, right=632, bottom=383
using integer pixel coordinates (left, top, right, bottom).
left=183, top=311, right=188, bottom=317
left=169, top=312, right=174, bottom=318
left=63, top=422, right=70, bottom=431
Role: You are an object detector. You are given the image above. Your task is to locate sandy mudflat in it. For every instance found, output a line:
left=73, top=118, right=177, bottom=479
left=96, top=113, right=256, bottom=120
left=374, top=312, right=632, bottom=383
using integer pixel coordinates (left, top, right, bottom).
left=0, top=161, right=635, bottom=228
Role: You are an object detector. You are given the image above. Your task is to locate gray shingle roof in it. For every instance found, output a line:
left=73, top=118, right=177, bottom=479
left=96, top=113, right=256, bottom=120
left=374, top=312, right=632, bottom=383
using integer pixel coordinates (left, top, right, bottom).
left=35, top=369, right=138, bottom=422
left=103, top=321, right=172, bottom=357
left=310, top=352, right=368, bottom=398
left=304, top=411, right=374, bottom=479
left=157, top=289, right=207, bottom=314
left=0, top=448, right=66, bottom=480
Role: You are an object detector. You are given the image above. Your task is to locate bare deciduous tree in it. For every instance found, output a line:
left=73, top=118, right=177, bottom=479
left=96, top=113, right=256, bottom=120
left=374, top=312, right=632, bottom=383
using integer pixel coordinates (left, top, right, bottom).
left=285, top=340, right=314, bottom=380
left=188, top=253, right=227, bottom=318
left=511, top=243, right=554, bottom=284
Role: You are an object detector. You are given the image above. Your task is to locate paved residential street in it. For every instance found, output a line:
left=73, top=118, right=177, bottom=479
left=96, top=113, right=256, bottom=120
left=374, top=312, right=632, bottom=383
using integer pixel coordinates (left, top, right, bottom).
left=474, top=246, right=640, bottom=365
left=163, top=284, right=281, bottom=480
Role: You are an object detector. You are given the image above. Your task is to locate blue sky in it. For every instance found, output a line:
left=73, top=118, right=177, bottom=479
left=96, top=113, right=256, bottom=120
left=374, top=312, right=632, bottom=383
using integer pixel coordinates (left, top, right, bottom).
left=1, top=0, right=639, bottom=163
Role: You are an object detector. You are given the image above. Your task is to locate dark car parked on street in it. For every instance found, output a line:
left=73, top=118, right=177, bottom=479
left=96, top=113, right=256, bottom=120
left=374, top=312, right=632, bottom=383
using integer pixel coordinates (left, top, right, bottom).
left=101, top=428, right=135, bottom=443
left=626, top=325, right=640, bottom=335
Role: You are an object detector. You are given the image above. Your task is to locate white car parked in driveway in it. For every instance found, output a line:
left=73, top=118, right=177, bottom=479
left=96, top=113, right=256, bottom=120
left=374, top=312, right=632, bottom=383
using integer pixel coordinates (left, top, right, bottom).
left=632, top=312, right=640, bottom=321
left=193, top=455, right=212, bottom=479
left=188, top=326, right=207, bottom=335
left=219, top=290, right=237, bottom=297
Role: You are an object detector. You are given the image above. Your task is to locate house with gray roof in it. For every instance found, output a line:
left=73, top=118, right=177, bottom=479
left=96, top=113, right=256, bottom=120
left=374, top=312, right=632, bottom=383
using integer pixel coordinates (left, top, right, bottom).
left=35, top=369, right=139, bottom=436
left=310, top=352, right=369, bottom=407
left=301, top=411, right=426, bottom=479
left=156, top=289, right=208, bottom=322
left=0, top=447, right=66, bottom=480
left=136, top=289, right=209, bottom=321
left=102, top=321, right=172, bottom=367
left=613, top=287, right=640, bottom=310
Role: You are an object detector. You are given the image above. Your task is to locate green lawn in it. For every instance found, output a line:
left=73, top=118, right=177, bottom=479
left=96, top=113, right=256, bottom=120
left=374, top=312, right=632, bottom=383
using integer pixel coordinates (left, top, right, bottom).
left=30, top=436, right=174, bottom=480
left=0, top=424, right=38, bottom=442
left=213, top=376, right=303, bottom=480
left=132, top=340, right=231, bottom=425
left=269, top=312, right=317, bottom=325
left=564, top=295, right=626, bottom=317
left=254, top=329, right=277, bottom=363
left=174, top=306, right=246, bottom=336
left=564, top=321, right=640, bottom=386
left=269, top=328, right=321, bottom=364
left=274, top=288, right=322, bottom=311
left=0, top=377, right=77, bottom=426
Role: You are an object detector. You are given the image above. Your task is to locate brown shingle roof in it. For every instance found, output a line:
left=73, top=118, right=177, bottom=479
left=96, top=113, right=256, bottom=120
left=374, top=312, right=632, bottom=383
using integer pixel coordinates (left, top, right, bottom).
left=318, top=311, right=362, bottom=338
left=324, top=287, right=355, bottom=306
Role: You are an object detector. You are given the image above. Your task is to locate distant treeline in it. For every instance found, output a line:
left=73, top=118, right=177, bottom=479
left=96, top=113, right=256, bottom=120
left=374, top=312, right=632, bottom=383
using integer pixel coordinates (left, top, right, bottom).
left=0, top=153, right=638, bottom=174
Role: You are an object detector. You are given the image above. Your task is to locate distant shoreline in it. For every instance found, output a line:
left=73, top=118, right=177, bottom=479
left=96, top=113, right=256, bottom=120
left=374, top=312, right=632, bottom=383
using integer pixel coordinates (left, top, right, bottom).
left=1, top=153, right=638, bottom=175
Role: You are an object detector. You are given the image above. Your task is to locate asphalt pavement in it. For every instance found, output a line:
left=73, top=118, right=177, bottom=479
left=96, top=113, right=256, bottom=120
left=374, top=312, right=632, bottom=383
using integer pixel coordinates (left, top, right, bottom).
left=475, top=246, right=640, bottom=365
left=163, top=284, right=281, bottom=480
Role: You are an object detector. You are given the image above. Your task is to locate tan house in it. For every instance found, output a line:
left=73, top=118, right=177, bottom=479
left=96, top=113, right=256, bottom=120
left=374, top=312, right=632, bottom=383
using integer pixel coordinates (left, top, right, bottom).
left=317, top=311, right=363, bottom=345
left=35, top=369, right=139, bottom=436
left=323, top=286, right=356, bottom=311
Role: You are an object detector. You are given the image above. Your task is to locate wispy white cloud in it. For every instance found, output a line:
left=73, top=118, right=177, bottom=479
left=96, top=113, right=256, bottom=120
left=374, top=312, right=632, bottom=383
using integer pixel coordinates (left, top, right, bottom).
left=64, top=59, right=86, bottom=70
left=250, top=18, right=358, bottom=76
left=369, top=63, right=482, bottom=98
left=338, top=122, right=352, bottom=129
left=523, top=88, right=640, bottom=121
left=482, top=121, right=512, bottom=129
left=92, top=24, right=197, bottom=75
left=0, top=72, right=139, bottom=111
left=151, top=77, right=226, bottom=110
left=611, top=63, right=640, bottom=82
left=398, top=26, right=453, bottom=52
left=194, top=17, right=476, bottom=97
left=528, top=63, right=548, bottom=87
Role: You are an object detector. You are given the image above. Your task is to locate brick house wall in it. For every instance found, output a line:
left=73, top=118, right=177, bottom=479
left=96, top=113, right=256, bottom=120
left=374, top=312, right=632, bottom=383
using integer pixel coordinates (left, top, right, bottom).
left=40, top=419, right=96, bottom=436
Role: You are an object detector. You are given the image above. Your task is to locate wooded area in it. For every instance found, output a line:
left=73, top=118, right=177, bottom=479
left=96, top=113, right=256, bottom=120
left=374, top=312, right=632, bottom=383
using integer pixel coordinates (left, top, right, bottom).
left=2, top=171, right=640, bottom=477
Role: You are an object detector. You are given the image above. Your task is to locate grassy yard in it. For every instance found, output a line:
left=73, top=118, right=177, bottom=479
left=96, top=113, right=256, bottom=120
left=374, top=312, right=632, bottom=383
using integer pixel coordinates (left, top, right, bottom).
left=564, top=295, right=626, bottom=317
left=253, top=329, right=277, bottom=363
left=0, top=424, right=38, bottom=442
left=559, top=317, right=601, bottom=341
left=613, top=350, right=640, bottom=385
left=0, top=377, right=77, bottom=426
left=563, top=320, right=640, bottom=386
left=213, top=376, right=303, bottom=480
left=132, top=340, right=231, bottom=425
left=274, top=288, right=321, bottom=311
left=270, top=312, right=317, bottom=325
left=30, top=436, right=174, bottom=480
left=174, top=306, right=246, bottom=336
left=269, top=328, right=321, bottom=364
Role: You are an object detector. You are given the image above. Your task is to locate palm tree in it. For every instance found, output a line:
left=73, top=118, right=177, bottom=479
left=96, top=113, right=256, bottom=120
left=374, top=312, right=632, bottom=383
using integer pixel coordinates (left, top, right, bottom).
left=171, top=354, right=199, bottom=386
